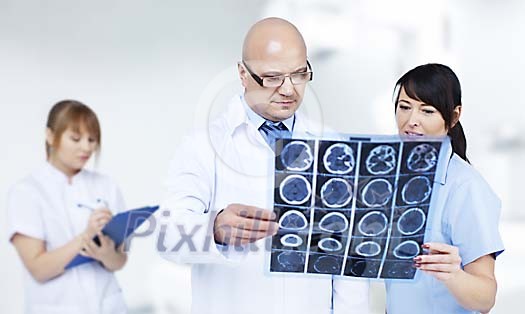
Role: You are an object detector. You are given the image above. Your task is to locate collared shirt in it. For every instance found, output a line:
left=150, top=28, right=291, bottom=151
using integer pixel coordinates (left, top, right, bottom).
left=241, top=94, right=295, bottom=132
left=159, top=94, right=369, bottom=314
left=7, top=162, right=127, bottom=314
left=385, top=147, right=504, bottom=314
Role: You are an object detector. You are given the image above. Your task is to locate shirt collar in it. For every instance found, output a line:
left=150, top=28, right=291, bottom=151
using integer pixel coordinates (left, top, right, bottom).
left=434, top=138, right=453, bottom=185
left=42, top=160, right=86, bottom=185
left=240, top=94, right=295, bottom=132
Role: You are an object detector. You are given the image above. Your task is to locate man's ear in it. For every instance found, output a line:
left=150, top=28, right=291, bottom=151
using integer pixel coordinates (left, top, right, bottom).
left=451, top=106, right=462, bottom=128
left=238, top=62, right=248, bottom=88
left=46, top=128, right=54, bottom=147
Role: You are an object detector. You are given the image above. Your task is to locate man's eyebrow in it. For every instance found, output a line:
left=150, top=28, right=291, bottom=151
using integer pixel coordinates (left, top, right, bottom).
left=260, top=65, right=308, bottom=76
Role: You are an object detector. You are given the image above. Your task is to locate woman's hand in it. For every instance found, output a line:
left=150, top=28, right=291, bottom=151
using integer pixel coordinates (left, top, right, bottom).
left=79, top=231, right=127, bottom=271
left=83, top=208, right=112, bottom=239
left=414, top=242, right=462, bottom=282
left=80, top=232, right=116, bottom=262
left=415, top=243, right=497, bottom=312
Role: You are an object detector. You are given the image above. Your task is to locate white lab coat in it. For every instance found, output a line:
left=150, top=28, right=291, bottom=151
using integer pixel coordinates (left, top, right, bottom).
left=159, top=95, right=369, bottom=314
left=6, top=162, right=127, bottom=314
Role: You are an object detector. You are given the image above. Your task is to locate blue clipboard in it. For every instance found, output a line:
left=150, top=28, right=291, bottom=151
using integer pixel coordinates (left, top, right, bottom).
left=65, top=205, right=159, bottom=269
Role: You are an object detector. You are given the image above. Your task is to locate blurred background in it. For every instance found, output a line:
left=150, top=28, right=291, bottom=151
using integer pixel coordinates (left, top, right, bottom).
left=1, top=0, right=524, bottom=313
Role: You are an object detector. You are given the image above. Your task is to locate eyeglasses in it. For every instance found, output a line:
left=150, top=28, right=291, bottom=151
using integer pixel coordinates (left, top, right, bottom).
left=242, top=60, right=313, bottom=87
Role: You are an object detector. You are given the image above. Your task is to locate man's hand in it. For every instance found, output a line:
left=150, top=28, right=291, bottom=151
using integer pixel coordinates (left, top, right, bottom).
left=213, top=203, right=278, bottom=246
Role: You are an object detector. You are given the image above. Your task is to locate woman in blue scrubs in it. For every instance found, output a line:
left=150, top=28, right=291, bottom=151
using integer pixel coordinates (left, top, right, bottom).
left=386, top=63, right=504, bottom=314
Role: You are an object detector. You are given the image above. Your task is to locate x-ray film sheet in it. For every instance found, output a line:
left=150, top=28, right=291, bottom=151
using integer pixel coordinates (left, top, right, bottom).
left=269, top=135, right=450, bottom=280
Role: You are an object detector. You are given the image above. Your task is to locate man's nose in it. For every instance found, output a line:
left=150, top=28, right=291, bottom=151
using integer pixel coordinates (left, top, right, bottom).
left=278, top=76, right=294, bottom=96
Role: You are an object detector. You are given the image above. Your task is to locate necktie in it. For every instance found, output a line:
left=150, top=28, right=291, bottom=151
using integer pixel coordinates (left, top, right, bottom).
left=259, top=121, right=290, bottom=147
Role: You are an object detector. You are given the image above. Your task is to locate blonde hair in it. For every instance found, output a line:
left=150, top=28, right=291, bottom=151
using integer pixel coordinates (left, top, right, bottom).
left=46, top=100, right=101, bottom=157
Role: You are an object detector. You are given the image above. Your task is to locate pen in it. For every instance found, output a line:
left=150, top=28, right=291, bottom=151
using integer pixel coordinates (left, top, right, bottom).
left=77, top=199, right=108, bottom=211
left=77, top=203, right=95, bottom=211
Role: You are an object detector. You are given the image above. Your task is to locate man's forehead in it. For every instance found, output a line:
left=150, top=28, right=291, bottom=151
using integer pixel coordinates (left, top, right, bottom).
left=246, top=57, right=308, bottom=73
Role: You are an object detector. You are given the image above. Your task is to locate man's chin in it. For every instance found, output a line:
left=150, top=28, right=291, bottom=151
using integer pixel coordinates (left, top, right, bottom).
left=270, top=111, right=295, bottom=122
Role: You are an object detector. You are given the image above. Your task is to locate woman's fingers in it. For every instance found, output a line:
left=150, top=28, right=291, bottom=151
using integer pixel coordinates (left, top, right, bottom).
left=82, top=241, right=95, bottom=256
left=415, top=253, right=461, bottom=265
left=97, top=232, right=108, bottom=246
left=92, top=215, right=111, bottom=227
left=416, top=262, right=457, bottom=273
left=97, top=233, right=115, bottom=248
left=423, top=242, right=459, bottom=255
left=415, top=243, right=462, bottom=280
left=90, top=210, right=112, bottom=225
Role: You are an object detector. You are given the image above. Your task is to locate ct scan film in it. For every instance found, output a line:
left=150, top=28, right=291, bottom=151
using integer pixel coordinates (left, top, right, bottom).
left=269, top=135, right=450, bottom=280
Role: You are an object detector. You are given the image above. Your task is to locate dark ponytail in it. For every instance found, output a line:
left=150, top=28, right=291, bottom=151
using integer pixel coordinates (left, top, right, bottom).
left=394, top=63, right=469, bottom=163
left=448, top=121, right=469, bottom=163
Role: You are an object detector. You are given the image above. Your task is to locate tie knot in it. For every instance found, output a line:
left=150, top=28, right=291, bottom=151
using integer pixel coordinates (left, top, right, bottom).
left=259, top=121, right=290, bottom=147
left=259, top=121, right=287, bottom=133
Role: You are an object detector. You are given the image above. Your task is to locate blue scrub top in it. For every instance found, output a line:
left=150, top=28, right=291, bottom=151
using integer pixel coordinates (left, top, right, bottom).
left=385, top=151, right=504, bottom=314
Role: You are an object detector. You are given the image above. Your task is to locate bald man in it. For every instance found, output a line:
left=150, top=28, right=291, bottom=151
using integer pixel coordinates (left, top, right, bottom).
left=159, top=18, right=369, bottom=314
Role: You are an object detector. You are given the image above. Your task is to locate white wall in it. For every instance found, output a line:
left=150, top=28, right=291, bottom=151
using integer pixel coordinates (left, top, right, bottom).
left=1, top=0, right=523, bottom=313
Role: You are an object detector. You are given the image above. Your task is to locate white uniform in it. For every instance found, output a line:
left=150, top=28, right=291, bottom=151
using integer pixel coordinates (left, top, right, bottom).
left=159, top=95, right=369, bottom=314
left=6, top=162, right=127, bottom=314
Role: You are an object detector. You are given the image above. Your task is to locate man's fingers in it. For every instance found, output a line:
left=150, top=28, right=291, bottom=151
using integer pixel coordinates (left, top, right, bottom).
left=231, top=216, right=279, bottom=232
left=219, top=226, right=275, bottom=245
left=231, top=205, right=276, bottom=221
left=215, top=204, right=278, bottom=245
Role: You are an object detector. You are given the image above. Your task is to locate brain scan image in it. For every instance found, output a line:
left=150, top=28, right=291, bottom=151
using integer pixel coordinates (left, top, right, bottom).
left=312, top=255, right=340, bottom=274
left=407, top=144, right=438, bottom=172
left=271, top=137, right=445, bottom=278
left=323, top=143, right=355, bottom=174
left=280, top=234, right=304, bottom=247
left=347, top=260, right=379, bottom=277
left=365, top=145, right=397, bottom=175
left=276, top=251, right=305, bottom=272
left=318, top=238, right=343, bottom=252
left=361, top=178, right=393, bottom=207
left=358, top=211, right=388, bottom=236
left=319, top=212, right=349, bottom=233
left=279, top=174, right=311, bottom=205
left=401, top=176, right=432, bottom=205
left=385, top=262, right=416, bottom=278
left=279, top=210, right=309, bottom=231
left=320, top=178, right=353, bottom=208
left=355, top=241, right=382, bottom=257
left=397, top=207, right=426, bottom=235
left=280, top=141, right=314, bottom=171
left=393, top=240, right=420, bottom=259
